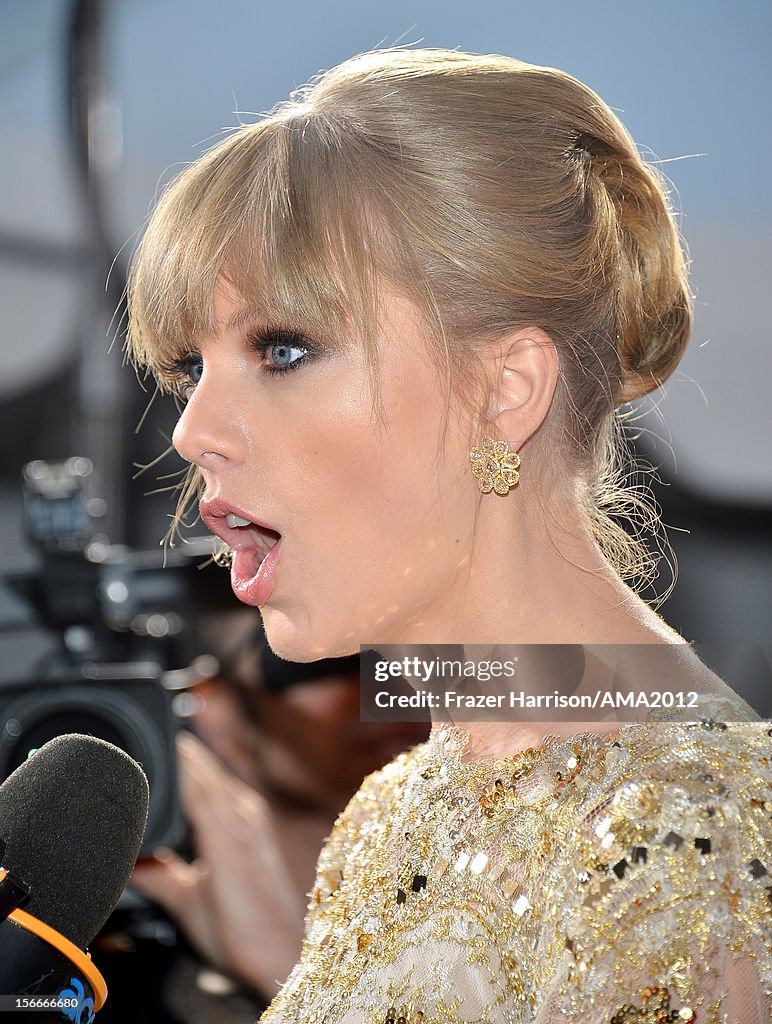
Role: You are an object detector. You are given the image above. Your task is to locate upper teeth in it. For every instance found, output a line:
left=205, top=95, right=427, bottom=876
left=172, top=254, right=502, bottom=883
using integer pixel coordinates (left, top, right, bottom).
left=226, top=513, right=252, bottom=528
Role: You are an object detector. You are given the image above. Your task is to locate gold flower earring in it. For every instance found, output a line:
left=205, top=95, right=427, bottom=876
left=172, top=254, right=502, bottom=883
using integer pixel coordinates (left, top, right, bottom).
left=469, top=436, right=521, bottom=495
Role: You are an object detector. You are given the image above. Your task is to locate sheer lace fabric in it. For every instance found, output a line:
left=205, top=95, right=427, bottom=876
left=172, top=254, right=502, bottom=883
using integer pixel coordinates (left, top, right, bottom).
left=260, top=702, right=770, bottom=1023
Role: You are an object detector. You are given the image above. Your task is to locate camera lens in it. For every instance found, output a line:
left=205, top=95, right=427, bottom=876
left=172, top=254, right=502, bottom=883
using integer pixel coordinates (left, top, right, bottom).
left=0, top=672, right=184, bottom=853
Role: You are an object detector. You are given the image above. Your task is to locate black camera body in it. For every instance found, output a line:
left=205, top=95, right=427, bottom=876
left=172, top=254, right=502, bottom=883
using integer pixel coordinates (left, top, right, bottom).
left=1, top=458, right=220, bottom=855
left=0, top=663, right=183, bottom=855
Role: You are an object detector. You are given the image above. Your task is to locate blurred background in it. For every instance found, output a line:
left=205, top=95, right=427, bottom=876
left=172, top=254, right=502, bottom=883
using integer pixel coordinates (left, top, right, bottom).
left=0, top=1, right=769, bottom=1019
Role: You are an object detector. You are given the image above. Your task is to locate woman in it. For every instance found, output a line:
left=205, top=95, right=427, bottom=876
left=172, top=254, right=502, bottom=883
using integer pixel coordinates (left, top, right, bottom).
left=126, top=48, right=769, bottom=1023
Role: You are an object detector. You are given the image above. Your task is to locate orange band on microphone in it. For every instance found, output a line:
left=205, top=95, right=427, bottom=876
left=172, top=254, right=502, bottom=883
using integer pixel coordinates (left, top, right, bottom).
left=7, top=907, right=107, bottom=1011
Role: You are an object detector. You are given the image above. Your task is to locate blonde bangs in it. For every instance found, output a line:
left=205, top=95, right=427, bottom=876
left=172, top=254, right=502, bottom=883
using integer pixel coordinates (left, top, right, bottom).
left=126, top=110, right=388, bottom=392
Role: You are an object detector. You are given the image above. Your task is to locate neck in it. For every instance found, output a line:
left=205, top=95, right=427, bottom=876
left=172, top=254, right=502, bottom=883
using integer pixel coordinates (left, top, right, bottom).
left=378, top=483, right=717, bottom=762
left=386, top=476, right=683, bottom=648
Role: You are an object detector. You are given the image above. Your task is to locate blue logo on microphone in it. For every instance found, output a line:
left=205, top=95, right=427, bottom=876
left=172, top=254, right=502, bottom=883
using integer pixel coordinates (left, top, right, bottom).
left=58, top=977, right=95, bottom=1024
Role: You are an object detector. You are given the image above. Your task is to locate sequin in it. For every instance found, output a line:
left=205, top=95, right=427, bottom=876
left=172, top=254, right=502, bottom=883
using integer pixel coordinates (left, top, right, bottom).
left=663, top=830, right=684, bottom=850
left=469, top=852, right=488, bottom=875
left=609, top=984, right=696, bottom=1023
left=454, top=851, right=470, bottom=872
left=612, top=857, right=629, bottom=879
left=512, top=894, right=530, bottom=916
left=749, top=858, right=768, bottom=878
left=260, top=714, right=771, bottom=1023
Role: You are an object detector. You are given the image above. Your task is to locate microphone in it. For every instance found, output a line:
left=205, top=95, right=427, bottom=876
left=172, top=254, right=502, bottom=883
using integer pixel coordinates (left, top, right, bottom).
left=0, top=734, right=149, bottom=1022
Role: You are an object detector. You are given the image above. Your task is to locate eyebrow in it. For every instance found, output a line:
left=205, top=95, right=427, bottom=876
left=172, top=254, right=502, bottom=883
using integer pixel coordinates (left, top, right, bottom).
left=226, top=306, right=268, bottom=331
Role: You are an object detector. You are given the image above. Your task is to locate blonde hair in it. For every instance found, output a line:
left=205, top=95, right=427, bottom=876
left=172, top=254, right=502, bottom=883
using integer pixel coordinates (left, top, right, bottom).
left=127, top=47, right=692, bottom=601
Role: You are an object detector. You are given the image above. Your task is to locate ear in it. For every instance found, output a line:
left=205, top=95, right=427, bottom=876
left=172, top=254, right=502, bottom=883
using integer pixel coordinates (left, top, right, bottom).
left=478, top=327, right=559, bottom=448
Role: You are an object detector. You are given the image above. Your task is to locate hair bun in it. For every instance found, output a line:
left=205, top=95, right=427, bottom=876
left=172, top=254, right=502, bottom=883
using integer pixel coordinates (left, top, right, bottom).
left=586, top=147, right=693, bottom=404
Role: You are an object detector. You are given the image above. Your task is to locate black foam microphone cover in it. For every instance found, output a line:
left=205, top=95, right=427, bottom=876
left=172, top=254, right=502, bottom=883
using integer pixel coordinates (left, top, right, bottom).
left=0, top=733, right=149, bottom=949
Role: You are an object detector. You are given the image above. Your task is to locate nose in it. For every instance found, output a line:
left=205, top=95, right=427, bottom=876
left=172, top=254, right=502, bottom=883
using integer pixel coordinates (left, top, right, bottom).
left=171, top=375, right=246, bottom=470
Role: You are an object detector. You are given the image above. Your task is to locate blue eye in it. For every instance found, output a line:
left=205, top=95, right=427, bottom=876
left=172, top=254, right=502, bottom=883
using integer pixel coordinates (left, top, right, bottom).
left=168, top=353, right=204, bottom=397
left=166, top=328, right=316, bottom=397
left=252, top=328, right=315, bottom=375
left=186, top=357, right=204, bottom=384
left=269, top=343, right=306, bottom=369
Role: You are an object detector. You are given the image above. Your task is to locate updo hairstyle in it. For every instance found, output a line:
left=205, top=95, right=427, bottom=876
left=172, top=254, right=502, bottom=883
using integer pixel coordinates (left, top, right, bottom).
left=127, top=48, right=692, bottom=600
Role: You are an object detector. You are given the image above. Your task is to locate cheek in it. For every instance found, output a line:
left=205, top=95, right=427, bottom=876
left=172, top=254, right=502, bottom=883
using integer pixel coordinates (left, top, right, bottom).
left=282, top=357, right=447, bottom=523
left=306, top=374, right=470, bottom=591
left=317, top=384, right=448, bottom=537
left=262, top=344, right=475, bottom=651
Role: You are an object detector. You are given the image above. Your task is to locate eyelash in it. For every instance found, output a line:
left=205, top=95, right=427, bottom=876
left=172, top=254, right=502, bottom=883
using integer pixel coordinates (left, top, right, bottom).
left=167, top=327, right=315, bottom=396
left=252, top=327, right=315, bottom=376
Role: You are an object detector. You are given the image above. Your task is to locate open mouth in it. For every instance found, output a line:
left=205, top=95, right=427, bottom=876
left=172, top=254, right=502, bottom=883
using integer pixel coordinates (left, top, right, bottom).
left=200, top=498, right=283, bottom=606
left=224, top=512, right=281, bottom=570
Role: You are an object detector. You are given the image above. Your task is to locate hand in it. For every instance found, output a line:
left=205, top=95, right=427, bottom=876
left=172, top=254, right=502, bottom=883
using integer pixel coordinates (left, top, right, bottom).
left=131, top=731, right=308, bottom=997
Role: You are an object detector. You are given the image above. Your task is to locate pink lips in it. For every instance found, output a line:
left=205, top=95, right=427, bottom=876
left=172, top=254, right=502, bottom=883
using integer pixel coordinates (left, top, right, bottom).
left=229, top=537, right=283, bottom=607
left=199, top=496, right=282, bottom=607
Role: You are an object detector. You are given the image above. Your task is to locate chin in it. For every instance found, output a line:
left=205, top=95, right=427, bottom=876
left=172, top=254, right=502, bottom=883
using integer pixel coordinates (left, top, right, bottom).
left=260, top=607, right=360, bottom=662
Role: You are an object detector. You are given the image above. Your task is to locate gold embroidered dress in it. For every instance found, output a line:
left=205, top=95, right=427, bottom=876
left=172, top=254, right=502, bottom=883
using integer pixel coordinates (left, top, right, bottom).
left=260, top=706, right=771, bottom=1023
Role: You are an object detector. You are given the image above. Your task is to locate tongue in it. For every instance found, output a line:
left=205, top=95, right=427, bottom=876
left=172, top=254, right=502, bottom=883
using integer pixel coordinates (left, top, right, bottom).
left=228, top=537, right=282, bottom=608
left=231, top=546, right=265, bottom=583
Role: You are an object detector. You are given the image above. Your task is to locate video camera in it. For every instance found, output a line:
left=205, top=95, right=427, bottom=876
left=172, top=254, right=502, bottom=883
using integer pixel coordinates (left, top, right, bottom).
left=1, top=457, right=220, bottom=854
